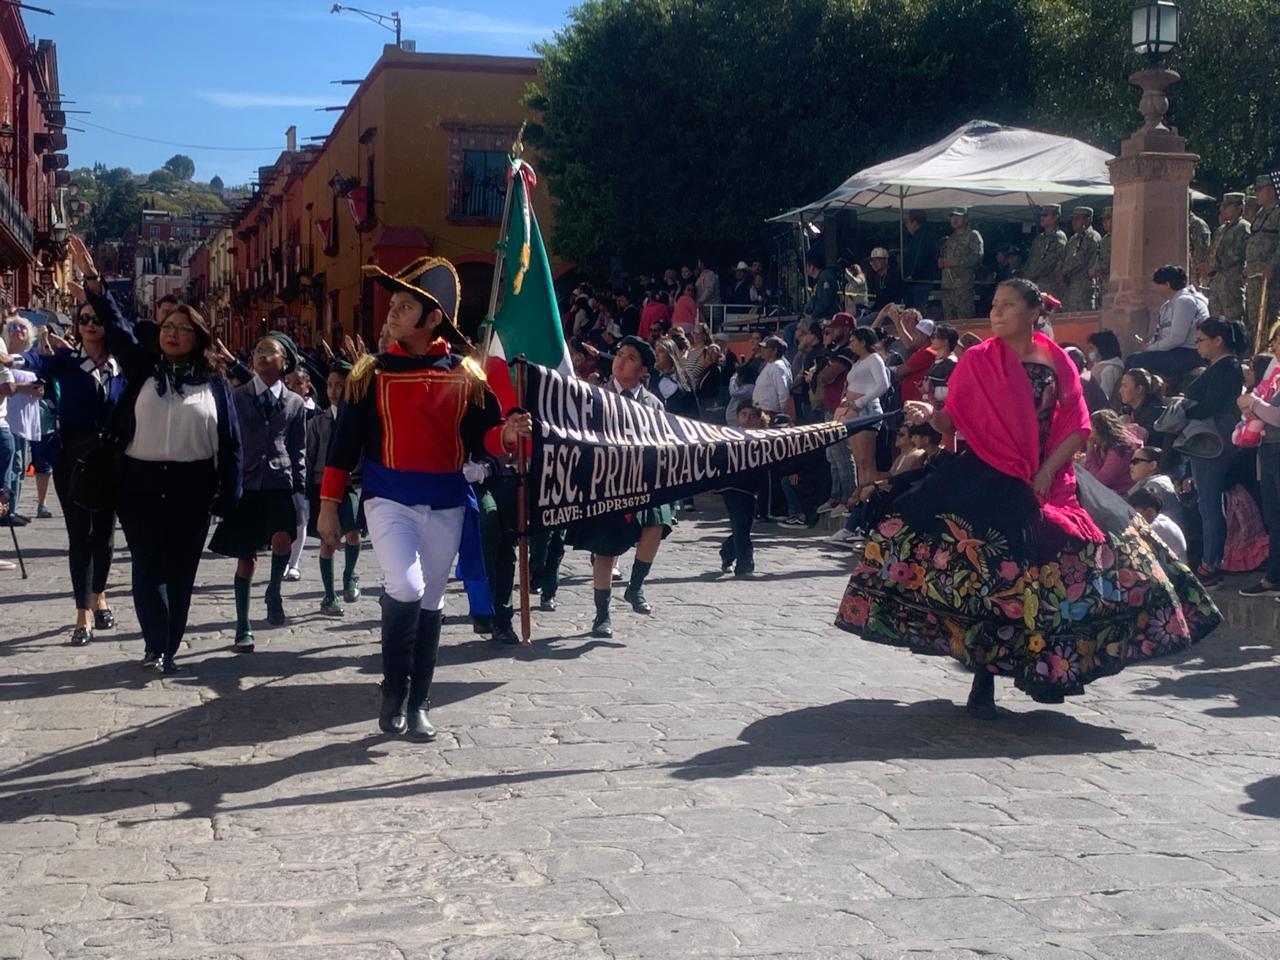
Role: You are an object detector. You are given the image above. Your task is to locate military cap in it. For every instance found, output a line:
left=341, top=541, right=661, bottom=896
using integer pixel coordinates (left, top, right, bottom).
left=1072, top=206, right=1094, bottom=219
left=949, top=207, right=969, bottom=217
left=1101, top=205, right=1114, bottom=218
left=1256, top=174, right=1275, bottom=190
left=1039, top=204, right=1061, bottom=216
left=1222, top=192, right=1246, bottom=206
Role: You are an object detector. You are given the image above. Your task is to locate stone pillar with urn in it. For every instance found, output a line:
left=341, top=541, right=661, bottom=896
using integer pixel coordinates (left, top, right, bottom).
left=1103, top=1, right=1199, bottom=354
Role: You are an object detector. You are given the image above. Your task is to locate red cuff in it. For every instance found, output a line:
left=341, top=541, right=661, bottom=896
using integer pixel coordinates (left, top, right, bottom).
left=484, top=423, right=510, bottom=459
left=320, top=466, right=351, bottom=502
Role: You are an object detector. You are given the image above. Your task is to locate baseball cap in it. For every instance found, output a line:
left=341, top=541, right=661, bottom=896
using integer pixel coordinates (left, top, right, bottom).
left=869, top=247, right=889, bottom=260
left=916, top=318, right=936, bottom=336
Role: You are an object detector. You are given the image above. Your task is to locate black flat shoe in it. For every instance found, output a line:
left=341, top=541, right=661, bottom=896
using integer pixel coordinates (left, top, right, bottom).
left=93, top=608, right=116, bottom=631
left=622, top=587, right=652, bottom=615
left=140, top=651, right=161, bottom=669
left=491, top=622, right=521, bottom=645
left=405, top=709, right=436, bottom=741
left=591, top=616, right=613, bottom=639
left=160, top=656, right=180, bottom=675
left=539, top=596, right=557, bottom=613
left=233, top=631, right=255, bottom=653
left=69, top=626, right=92, bottom=646
left=471, top=615, right=494, bottom=635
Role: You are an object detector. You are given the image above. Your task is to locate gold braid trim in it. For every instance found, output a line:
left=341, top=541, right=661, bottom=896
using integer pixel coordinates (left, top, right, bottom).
left=345, top=354, right=379, bottom=403
left=461, top=355, right=489, bottom=407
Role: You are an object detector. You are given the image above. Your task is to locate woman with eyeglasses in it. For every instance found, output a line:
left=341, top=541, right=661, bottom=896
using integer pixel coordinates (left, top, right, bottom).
left=0, top=301, right=126, bottom=644
left=83, top=273, right=242, bottom=673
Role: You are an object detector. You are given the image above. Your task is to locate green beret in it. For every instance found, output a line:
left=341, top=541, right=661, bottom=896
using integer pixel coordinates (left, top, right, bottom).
left=617, top=335, right=656, bottom=370
left=266, top=331, right=299, bottom=374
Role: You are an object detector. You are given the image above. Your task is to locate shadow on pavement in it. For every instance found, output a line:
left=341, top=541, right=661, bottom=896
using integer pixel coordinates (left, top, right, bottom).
left=1130, top=637, right=1280, bottom=719
left=668, top=698, right=1149, bottom=780
left=0, top=677, right=505, bottom=820
left=1241, top=776, right=1280, bottom=818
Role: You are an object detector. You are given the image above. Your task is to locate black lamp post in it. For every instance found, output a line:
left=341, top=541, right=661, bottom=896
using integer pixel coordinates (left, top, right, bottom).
left=1129, top=0, right=1183, bottom=132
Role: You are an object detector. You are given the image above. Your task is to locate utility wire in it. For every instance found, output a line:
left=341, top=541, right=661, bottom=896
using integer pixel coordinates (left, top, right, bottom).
left=77, top=119, right=282, bottom=152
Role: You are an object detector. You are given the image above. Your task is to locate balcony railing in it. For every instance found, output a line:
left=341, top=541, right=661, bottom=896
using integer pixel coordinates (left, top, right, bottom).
left=0, top=176, right=34, bottom=258
left=448, top=174, right=506, bottom=222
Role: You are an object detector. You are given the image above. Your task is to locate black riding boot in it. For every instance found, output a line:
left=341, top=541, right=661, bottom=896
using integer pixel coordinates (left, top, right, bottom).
left=379, top=595, right=419, bottom=735
left=406, top=608, right=442, bottom=741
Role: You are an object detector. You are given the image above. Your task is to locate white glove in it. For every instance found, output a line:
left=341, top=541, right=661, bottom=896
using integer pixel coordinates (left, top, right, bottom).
left=462, top=460, right=490, bottom=484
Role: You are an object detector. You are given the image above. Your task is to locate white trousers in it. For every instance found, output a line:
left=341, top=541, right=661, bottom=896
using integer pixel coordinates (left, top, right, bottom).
left=288, top=491, right=308, bottom=570
left=363, top=497, right=464, bottom=610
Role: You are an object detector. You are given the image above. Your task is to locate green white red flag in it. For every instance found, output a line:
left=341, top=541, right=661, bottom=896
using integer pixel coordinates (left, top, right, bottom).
left=480, top=158, right=573, bottom=412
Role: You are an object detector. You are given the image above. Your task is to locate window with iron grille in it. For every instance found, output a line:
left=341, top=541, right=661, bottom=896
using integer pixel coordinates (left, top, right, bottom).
left=449, top=149, right=507, bottom=221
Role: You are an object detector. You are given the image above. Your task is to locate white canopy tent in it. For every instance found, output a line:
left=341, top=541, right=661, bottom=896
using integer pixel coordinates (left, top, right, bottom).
left=770, top=120, right=1211, bottom=225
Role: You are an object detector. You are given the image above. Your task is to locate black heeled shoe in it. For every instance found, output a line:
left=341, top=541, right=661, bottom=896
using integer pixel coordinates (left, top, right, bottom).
left=405, top=708, right=436, bottom=741
left=93, top=608, right=116, bottom=631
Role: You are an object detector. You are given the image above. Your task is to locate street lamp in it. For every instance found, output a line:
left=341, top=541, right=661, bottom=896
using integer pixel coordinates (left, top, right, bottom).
left=1128, top=0, right=1183, bottom=133
left=330, top=4, right=402, bottom=47
left=1131, top=0, right=1181, bottom=64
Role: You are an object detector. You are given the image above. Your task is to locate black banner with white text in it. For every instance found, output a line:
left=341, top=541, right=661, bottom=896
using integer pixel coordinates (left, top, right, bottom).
left=521, top=361, right=884, bottom=531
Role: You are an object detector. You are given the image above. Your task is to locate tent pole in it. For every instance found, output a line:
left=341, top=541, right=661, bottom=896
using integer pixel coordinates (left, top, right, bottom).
left=897, top=187, right=905, bottom=263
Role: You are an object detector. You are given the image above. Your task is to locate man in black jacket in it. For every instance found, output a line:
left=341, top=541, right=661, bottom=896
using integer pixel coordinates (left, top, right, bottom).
left=900, top=211, right=939, bottom=313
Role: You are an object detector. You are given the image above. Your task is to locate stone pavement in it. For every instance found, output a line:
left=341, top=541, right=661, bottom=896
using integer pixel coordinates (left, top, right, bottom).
left=1, top=494, right=1280, bottom=960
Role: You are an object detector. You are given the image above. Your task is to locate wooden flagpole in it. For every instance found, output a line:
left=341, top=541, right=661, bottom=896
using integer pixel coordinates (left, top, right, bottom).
left=514, top=357, right=532, bottom=644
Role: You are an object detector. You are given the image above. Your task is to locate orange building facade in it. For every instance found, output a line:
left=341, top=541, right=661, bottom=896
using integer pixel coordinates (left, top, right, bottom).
left=226, top=47, right=560, bottom=352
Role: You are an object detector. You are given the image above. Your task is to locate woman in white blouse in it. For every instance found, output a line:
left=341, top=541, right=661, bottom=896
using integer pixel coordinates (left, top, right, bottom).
left=836, top=327, right=891, bottom=504
left=86, top=272, right=243, bottom=674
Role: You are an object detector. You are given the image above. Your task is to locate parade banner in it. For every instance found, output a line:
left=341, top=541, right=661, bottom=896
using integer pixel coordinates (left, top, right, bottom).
left=522, top=361, right=883, bottom=531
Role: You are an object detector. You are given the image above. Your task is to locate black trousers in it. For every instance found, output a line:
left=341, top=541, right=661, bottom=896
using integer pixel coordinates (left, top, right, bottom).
left=720, top=490, right=756, bottom=573
left=530, top=528, right=567, bottom=599
left=478, top=477, right=519, bottom=626
left=116, top=458, right=217, bottom=658
left=52, top=454, right=116, bottom=611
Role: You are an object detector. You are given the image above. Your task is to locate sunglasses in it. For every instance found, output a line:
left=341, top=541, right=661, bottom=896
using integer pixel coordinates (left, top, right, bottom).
left=77, top=315, right=101, bottom=327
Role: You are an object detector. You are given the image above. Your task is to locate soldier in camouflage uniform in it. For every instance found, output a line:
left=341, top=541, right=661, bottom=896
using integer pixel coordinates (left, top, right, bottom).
left=1090, top=205, right=1113, bottom=303
left=1207, top=192, right=1250, bottom=324
left=1059, top=206, right=1102, bottom=311
left=1189, top=204, right=1212, bottom=285
left=1245, top=173, right=1280, bottom=349
left=938, top=207, right=984, bottom=320
left=1024, top=204, right=1067, bottom=299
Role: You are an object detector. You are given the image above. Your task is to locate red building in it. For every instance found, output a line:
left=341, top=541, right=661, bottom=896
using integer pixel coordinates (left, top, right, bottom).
left=0, top=10, right=69, bottom=307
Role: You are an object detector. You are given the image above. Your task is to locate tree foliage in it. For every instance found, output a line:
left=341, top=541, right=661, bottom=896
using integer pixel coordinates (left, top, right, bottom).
left=163, top=153, right=196, bottom=180
left=528, top=0, right=1280, bottom=270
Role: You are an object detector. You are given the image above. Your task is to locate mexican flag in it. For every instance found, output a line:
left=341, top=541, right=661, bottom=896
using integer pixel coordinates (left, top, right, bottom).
left=480, top=158, right=573, bottom=412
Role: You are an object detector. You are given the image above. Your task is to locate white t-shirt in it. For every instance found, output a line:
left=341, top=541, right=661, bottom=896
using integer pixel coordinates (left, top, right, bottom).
left=7, top=369, right=41, bottom=440
left=845, top=352, right=891, bottom=411
left=0, top=365, right=11, bottom=422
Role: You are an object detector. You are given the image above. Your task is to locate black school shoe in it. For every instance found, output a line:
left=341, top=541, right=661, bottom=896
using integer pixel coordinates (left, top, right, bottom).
left=93, top=608, right=116, bottom=630
left=69, top=626, right=92, bottom=646
left=491, top=622, right=521, bottom=645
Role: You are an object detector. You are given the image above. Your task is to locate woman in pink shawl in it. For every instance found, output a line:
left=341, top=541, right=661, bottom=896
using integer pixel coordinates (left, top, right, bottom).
left=837, top=279, right=1220, bottom=718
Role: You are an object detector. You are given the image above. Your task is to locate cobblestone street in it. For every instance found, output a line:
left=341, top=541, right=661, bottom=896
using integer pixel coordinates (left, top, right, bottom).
left=2, top=499, right=1279, bottom=959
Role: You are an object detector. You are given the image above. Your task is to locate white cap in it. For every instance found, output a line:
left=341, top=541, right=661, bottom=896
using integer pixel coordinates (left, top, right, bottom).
left=735, top=260, right=750, bottom=271
left=916, top=318, right=936, bottom=336
left=869, top=247, right=889, bottom=260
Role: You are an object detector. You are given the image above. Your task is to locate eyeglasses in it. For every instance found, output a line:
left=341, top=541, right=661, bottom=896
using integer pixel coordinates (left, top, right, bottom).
left=159, top=322, right=196, bottom=334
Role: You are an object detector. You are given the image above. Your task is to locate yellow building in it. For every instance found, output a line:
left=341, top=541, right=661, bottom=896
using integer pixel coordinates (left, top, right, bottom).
left=231, top=46, right=558, bottom=348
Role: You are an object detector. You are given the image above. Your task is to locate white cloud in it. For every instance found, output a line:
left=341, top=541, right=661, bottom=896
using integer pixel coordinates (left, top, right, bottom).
left=194, top=90, right=335, bottom=109
left=399, top=5, right=557, bottom=41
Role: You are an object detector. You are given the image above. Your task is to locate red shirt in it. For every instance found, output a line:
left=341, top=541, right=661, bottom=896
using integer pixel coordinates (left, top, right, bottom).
left=897, top=346, right=937, bottom=404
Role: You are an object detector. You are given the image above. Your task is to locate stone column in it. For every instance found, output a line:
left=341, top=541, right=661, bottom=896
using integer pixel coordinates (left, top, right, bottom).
left=1103, top=68, right=1199, bottom=352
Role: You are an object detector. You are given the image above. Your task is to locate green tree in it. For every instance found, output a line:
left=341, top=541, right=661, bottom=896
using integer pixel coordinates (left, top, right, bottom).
left=95, top=179, right=144, bottom=243
left=529, top=0, right=1280, bottom=270
left=163, top=153, right=196, bottom=180
left=209, top=174, right=225, bottom=195
left=147, top=168, right=178, bottom=191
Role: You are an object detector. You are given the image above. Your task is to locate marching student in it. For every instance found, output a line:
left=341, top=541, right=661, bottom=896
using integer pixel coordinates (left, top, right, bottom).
left=306, top=362, right=362, bottom=615
left=568, top=336, right=673, bottom=639
left=208, top=332, right=307, bottom=651
left=318, top=259, right=529, bottom=741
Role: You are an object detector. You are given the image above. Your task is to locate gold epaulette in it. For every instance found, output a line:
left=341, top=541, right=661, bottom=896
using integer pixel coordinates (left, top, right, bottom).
left=345, top=354, right=379, bottom=403
left=461, top=355, right=489, bottom=407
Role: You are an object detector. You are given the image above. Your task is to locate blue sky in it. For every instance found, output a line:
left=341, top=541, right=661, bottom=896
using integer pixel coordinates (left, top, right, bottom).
left=43, top=0, right=571, bottom=185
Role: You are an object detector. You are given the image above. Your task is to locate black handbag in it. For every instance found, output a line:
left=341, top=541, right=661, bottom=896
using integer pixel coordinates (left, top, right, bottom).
left=66, top=431, right=122, bottom=513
